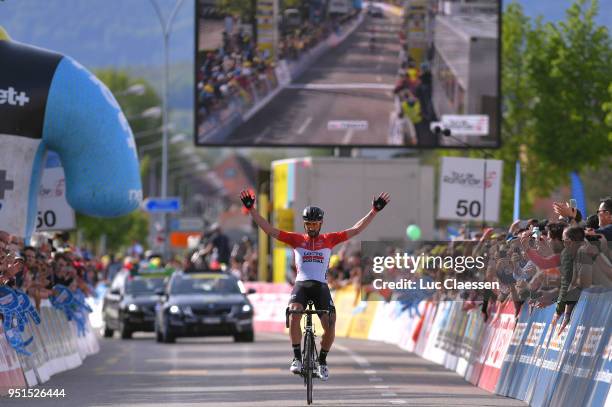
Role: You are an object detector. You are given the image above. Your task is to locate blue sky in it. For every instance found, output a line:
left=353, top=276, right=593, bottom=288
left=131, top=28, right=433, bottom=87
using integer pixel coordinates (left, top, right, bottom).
left=506, top=0, right=612, bottom=30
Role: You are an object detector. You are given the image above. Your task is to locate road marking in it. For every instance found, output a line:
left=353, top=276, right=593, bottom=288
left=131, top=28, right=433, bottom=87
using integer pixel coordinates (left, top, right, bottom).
left=168, top=369, right=209, bottom=376
left=254, top=126, right=272, bottom=143
left=381, top=392, right=397, bottom=397
left=374, top=385, right=390, bottom=389
left=335, top=343, right=371, bottom=367
left=342, top=129, right=355, bottom=144
left=364, top=369, right=377, bottom=375
left=389, top=400, right=407, bottom=405
left=369, top=377, right=384, bottom=382
left=287, top=83, right=394, bottom=90
left=296, top=117, right=313, bottom=135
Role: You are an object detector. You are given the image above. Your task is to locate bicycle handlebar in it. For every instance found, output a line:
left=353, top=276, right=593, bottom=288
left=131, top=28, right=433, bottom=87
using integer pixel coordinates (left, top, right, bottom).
left=285, top=307, right=331, bottom=328
left=287, top=309, right=330, bottom=315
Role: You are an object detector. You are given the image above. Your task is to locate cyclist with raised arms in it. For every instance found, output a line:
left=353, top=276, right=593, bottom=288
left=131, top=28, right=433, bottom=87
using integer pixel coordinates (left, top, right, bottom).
left=239, top=190, right=390, bottom=381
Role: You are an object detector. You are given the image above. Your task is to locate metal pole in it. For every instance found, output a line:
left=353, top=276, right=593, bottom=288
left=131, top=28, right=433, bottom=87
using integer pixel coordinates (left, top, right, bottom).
left=150, top=0, right=185, bottom=259
left=482, top=158, right=487, bottom=228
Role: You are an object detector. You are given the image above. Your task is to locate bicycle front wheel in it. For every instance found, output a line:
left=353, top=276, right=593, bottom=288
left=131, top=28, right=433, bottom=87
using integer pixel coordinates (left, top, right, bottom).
left=305, top=333, right=314, bottom=405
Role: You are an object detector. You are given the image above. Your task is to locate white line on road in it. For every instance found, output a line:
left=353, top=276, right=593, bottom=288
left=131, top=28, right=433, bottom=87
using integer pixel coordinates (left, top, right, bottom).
left=381, top=392, right=398, bottom=397
left=389, top=400, right=407, bottom=405
left=287, top=83, right=394, bottom=90
left=254, top=126, right=272, bottom=143
left=335, top=343, right=371, bottom=367
left=296, top=117, right=313, bottom=135
left=364, top=370, right=377, bottom=375
left=374, top=385, right=390, bottom=389
left=342, top=129, right=355, bottom=144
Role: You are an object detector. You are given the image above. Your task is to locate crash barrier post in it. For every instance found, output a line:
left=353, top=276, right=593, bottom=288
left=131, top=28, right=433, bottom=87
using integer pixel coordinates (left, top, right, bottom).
left=0, top=293, right=99, bottom=394
left=247, top=282, right=611, bottom=406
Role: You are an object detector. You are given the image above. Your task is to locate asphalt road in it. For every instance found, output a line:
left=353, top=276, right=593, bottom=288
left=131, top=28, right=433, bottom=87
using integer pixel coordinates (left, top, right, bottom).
left=227, top=13, right=401, bottom=146
left=1, top=332, right=527, bottom=407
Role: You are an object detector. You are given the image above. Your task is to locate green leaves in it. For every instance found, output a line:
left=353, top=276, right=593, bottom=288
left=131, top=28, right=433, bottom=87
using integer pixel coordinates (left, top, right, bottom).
left=529, top=0, right=612, bottom=171
left=493, top=0, right=612, bottom=224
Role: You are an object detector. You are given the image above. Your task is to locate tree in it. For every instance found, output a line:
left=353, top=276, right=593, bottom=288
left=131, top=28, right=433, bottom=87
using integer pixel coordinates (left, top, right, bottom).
left=528, top=0, right=612, bottom=183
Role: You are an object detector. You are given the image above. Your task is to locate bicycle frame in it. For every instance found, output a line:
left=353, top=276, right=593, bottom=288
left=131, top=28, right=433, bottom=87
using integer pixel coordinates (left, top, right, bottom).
left=286, top=301, right=330, bottom=405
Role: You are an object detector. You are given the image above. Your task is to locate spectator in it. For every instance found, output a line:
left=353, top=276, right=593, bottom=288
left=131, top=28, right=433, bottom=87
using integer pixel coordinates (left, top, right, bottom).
left=554, top=226, right=588, bottom=330
left=592, top=197, right=612, bottom=241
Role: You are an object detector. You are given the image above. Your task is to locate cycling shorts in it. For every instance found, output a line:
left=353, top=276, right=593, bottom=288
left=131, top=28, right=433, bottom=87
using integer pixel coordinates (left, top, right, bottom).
left=289, top=280, right=334, bottom=311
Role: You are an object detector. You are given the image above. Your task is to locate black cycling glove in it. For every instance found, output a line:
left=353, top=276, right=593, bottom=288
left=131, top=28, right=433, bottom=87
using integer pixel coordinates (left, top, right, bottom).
left=240, top=191, right=255, bottom=209
left=373, top=195, right=387, bottom=212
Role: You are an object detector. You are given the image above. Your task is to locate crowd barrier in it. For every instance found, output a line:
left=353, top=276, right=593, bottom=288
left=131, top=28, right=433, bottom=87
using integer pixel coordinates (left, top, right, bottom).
left=246, top=282, right=612, bottom=407
left=0, top=297, right=99, bottom=395
left=198, top=13, right=364, bottom=144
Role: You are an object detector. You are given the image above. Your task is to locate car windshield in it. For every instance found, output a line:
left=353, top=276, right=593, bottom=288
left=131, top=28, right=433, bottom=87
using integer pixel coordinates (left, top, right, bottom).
left=170, top=274, right=241, bottom=295
left=125, top=277, right=165, bottom=295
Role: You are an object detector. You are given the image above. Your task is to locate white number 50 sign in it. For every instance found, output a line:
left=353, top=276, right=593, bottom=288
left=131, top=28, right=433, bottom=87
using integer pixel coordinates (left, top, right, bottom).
left=437, top=157, right=503, bottom=223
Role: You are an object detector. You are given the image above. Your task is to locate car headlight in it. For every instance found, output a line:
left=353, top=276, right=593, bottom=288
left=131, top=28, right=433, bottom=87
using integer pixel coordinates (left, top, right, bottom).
left=169, top=305, right=181, bottom=314
left=128, top=304, right=138, bottom=312
left=242, top=304, right=252, bottom=313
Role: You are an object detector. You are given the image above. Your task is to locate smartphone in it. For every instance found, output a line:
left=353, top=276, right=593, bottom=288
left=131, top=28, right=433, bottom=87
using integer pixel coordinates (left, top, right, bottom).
left=532, top=227, right=541, bottom=239
left=569, top=199, right=577, bottom=209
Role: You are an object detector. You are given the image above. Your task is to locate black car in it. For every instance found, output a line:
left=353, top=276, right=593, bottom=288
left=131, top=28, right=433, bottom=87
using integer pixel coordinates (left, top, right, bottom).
left=155, top=271, right=255, bottom=343
left=102, top=270, right=167, bottom=339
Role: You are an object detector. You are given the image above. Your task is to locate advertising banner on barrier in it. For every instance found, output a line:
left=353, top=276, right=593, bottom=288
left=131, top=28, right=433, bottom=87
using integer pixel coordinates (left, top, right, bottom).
left=348, top=301, right=379, bottom=339
left=245, top=282, right=292, bottom=333
left=414, top=301, right=437, bottom=357
left=508, top=305, right=556, bottom=402
left=590, top=333, right=612, bottom=407
left=421, top=302, right=452, bottom=365
left=455, top=308, right=485, bottom=377
left=0, top=325, right=26, bottom=394
left=496, top=303, right=531, bottom=396
left=477, top=300, right=516, bottom=392
left=545, top=288, right=612, bottom=407
left=465, top=301, right=502, bottom=386
left=333, top=286, right=359, bottom=338
left=0, top=296, right=99, bottom=393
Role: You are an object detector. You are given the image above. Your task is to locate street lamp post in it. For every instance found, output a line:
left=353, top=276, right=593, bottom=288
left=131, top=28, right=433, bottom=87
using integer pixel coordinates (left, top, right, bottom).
left=149, top=0, right=185, bottom=258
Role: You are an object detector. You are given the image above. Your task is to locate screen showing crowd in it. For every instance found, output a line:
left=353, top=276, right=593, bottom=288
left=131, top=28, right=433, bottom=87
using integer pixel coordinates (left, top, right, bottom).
left=195, top=0, right=500, bottom=147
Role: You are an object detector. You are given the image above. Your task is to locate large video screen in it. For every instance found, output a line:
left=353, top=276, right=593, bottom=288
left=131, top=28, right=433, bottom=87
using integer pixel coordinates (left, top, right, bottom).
left=195, top=0, right=500, bottom=148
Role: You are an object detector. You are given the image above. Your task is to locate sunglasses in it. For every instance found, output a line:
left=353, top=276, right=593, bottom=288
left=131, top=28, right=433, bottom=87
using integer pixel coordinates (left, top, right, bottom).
left=304, top=221, right=321, bottom=227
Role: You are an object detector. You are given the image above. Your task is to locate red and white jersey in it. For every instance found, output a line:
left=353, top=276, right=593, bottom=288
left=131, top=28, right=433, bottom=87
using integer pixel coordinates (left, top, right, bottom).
left=277, top=230, right=349, bottom=283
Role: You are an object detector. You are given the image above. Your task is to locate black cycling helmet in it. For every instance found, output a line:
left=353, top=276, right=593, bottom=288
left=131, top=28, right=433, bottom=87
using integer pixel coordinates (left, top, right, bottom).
left=302, top=206, right=324, bottom=222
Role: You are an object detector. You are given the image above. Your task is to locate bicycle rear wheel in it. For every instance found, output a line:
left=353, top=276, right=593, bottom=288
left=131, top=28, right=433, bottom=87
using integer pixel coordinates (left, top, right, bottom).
left=304, top=333, right=314, bottom=405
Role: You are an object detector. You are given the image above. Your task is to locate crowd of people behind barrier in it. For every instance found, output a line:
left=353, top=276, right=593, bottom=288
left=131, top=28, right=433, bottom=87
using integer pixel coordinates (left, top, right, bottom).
left=0, top=231, right=98, bottom=311
left=196, top=11, right=361, bottom=122
left=346, top=198, right=612, bottom=332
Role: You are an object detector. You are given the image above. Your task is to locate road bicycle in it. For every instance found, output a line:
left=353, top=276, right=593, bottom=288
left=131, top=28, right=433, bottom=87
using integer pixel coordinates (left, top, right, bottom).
left=286, top=300, right=329, bottom=405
